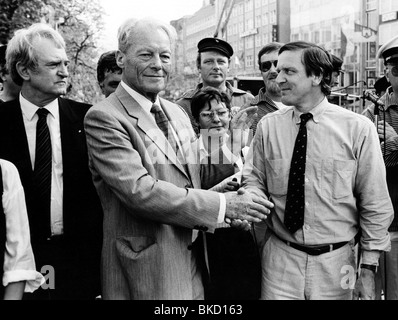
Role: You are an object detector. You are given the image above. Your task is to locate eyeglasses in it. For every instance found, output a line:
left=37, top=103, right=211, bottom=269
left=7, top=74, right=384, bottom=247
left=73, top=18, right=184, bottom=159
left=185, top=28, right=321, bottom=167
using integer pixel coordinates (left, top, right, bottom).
left=200, top=108, right=230, bottom=121
left=387, top=65, right=398, bottom=77
left=260, top=60, right=278, bottom=72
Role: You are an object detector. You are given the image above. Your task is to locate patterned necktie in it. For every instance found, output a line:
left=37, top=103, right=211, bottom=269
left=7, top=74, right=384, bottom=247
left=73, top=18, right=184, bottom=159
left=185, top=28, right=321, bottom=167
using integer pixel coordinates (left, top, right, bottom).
left=151, top=104, right=184, bottom=164
left=33, top=108, right=52, bottom=237
left=284, top=113, right=313, bottom=234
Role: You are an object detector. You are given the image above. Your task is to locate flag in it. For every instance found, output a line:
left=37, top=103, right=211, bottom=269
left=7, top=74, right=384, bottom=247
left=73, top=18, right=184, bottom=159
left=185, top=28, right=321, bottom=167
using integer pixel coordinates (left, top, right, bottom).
left=341, top=26, right=355, bottom=58
left=341, top=29, right=347, bottom=59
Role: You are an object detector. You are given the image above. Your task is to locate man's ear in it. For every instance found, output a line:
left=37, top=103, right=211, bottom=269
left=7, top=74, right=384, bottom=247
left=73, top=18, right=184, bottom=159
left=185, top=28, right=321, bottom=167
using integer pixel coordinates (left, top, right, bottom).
left=16, top=62, right=31, bottom=81
left=312, top=74, right=322, bottom=86
left=116, top=50, right=125, bottom=69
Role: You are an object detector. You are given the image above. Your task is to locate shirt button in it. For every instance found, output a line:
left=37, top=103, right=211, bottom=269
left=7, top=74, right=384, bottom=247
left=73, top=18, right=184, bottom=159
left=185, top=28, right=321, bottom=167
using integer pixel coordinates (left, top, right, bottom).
left=305, top=202, right=310, bottom=207
left=305, top=178, right=309, bottom=183
left=305, top=225, right=310, bottom=230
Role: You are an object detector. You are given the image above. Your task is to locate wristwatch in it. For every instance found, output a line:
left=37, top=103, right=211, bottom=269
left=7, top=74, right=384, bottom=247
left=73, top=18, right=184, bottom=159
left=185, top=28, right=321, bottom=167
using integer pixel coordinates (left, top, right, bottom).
left=360, top=263, right=378, bottom=273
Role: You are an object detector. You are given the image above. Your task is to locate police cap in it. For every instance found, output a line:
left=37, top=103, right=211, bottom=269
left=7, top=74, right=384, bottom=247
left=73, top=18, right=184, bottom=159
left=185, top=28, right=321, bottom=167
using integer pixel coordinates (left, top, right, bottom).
left=197, top=37, right=234, bottom=58
left=377, top=35, right=398, bottom=64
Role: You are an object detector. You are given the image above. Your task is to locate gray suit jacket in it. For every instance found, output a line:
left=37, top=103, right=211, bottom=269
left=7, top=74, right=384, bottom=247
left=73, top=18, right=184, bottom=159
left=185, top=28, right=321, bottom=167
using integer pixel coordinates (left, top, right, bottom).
left=84, top=85, right=222, bottom=300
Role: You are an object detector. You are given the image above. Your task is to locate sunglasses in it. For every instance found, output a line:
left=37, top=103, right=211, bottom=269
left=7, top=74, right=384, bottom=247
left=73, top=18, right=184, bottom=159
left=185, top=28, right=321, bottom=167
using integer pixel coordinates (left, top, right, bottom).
left=260, top=60, right=278, bottom=72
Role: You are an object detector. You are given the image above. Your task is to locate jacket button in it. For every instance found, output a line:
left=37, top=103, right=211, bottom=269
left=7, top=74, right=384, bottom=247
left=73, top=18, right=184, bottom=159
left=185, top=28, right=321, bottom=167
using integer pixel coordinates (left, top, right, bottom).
left=187, top=245, right=193, bottom=250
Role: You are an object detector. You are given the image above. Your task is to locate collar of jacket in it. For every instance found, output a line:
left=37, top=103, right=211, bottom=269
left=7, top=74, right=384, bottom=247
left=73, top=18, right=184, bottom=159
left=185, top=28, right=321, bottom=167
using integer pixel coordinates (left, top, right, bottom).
left=251, top=87, right=277, bottom=107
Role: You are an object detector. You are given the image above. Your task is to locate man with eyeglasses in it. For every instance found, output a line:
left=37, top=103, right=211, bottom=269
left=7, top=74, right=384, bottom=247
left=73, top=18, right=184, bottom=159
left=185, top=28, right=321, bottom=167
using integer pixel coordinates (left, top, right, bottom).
left=362, top=34, right=398, bottom=300
left=249, top=42, right=287, bottom=136
left=177, top=37, right=254, bottom=135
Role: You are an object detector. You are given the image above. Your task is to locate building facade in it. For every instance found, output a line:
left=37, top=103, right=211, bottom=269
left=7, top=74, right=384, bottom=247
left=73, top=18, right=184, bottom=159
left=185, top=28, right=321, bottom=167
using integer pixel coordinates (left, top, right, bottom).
left=172, top=0, right=395, bottom=106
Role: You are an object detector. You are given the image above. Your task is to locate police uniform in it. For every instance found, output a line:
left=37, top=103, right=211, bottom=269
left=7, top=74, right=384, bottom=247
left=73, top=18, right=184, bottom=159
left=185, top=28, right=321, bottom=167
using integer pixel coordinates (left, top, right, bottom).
left=362, top=34, right=398, bottom=300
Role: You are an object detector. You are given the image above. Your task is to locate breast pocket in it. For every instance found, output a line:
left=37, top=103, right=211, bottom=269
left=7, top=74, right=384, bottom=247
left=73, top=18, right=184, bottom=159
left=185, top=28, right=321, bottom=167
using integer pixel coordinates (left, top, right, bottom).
left=265, top=159, right=290, bottom=197
left=332, top=160, right=356, bottom=199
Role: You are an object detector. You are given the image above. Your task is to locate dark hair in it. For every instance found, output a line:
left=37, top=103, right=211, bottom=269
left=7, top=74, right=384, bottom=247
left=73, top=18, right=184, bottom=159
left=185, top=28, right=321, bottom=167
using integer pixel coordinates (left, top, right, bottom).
left=374, top=76, right=390, bottom=96
left=331, top=54, right=343, bottom=72
left=279, top=41, right=333, bottom=96
left=191, top=87, right=231, bottom=121
left=97, top=50, right=122, bottom=84
left=0, top=45, right=7, bottom=82
left=257, top=42, right=284, bottom=70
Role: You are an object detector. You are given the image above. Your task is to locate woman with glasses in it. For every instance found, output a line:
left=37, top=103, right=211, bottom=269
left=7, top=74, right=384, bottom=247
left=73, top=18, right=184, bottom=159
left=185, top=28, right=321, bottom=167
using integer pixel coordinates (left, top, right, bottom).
left=190, top=87, right=261, bottom=300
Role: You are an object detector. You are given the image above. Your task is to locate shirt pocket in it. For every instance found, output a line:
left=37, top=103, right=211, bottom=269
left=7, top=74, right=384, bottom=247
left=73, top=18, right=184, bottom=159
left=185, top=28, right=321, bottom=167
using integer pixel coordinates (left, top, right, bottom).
left=332, top=160, right=356, bottom=199
left=265, top=158, right=290, bottom=197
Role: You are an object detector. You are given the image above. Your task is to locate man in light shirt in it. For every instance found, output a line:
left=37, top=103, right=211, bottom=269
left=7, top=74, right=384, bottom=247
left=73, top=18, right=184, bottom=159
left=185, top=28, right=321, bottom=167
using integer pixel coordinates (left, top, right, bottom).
left=84, top=17, right=271, bottom=300
left=0, top=23, right=103, bottom=300
left=242, top=41, right=393, bottom=300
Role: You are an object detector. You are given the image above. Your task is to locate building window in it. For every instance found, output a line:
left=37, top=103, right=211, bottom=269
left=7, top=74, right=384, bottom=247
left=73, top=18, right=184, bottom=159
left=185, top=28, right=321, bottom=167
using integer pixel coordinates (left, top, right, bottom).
left=239, top=22, right=244, bottom=33
left=246, top=55, right=253, bottom=67
left=256, top=34, right=262, bottom=47
left=270, top=10, right=276, bottom=24
left=246, top=18, right=254, bottom=30
left=245, top=0, right=253, bottom=12
left=313, top=31, right=320, bottom=43
left=256, top=15, right=262, bottom=28
left=246, top=36, right=254, bottom=49
left=263, top=12, right=269, bottom=25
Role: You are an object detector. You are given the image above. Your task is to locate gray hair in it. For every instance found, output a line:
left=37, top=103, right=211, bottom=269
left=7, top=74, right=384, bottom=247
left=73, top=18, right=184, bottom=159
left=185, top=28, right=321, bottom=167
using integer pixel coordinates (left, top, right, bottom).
left=6, top=23, right=66, bottom=86
left=117, top=18, right=177, bottom=53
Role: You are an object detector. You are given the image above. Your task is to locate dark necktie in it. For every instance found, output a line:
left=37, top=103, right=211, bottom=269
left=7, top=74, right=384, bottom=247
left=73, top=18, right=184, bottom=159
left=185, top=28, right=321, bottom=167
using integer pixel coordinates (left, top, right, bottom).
left=284, top=113, right=313, bottom=234
left=151, top=104, right=184, bottom=164
left=33, top=108, right=52, bottom=238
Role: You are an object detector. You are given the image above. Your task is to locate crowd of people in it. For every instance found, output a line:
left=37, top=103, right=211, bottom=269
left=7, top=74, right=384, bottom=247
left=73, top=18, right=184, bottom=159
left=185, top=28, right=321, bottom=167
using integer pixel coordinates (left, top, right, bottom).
left=0, top=17, right=397, bottom=301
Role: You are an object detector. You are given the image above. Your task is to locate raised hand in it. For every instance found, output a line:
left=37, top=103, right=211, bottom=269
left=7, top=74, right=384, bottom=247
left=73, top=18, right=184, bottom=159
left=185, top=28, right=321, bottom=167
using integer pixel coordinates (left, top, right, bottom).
left=226, top=106, right=257, bottom=154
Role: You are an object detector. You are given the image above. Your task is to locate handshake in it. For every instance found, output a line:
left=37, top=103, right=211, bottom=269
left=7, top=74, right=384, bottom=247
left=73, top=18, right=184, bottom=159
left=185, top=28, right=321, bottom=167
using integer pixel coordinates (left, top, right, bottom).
left=224, top=185, right=274, bottom=231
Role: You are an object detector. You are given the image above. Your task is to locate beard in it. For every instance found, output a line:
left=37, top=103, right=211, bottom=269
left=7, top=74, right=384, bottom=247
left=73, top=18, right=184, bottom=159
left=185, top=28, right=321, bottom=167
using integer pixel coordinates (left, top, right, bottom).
left=266, top=80, right=281, bottom=96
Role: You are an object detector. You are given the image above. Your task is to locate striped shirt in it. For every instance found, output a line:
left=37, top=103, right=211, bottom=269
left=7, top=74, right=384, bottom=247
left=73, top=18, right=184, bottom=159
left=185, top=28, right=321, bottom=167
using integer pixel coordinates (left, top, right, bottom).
left=362, top=86, right=398, bottom=168
left=362, top=86, right=398, bottom=231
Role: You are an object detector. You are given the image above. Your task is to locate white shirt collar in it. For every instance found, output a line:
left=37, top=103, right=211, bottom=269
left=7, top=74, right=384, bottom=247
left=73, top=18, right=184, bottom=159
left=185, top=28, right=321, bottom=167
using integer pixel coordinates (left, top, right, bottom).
left=121, top=81, right=161, bottom=114
left=19, top=93, right=59, bottom=121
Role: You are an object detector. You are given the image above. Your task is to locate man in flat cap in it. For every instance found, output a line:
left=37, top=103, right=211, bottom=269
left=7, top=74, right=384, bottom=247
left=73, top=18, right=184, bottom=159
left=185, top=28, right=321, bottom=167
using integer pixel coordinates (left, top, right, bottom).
left=176, top=37, right=254, bottom=135
left=362, top=34, right=398, bottom=300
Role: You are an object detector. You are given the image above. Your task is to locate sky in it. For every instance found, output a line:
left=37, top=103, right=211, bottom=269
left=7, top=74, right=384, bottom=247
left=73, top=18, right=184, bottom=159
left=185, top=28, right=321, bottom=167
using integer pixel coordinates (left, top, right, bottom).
left=98, top=0, right=205, bottom=51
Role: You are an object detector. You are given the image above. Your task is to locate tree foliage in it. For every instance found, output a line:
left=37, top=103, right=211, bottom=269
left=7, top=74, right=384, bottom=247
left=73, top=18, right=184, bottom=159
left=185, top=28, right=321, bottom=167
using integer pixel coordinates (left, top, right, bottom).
left=0, top=0, right=105, bottom=103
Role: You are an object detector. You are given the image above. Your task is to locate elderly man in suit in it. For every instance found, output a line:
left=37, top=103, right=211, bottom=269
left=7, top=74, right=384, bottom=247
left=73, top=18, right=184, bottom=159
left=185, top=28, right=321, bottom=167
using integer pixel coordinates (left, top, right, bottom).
left=83, top=17, right=272, bottom=300
left=0, top=23, right=103, bottom=300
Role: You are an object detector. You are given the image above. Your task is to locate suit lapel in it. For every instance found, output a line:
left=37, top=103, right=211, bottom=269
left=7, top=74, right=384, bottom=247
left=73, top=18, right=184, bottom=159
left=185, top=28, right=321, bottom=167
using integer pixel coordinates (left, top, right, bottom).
left=115, top=86, right=188, bottom=177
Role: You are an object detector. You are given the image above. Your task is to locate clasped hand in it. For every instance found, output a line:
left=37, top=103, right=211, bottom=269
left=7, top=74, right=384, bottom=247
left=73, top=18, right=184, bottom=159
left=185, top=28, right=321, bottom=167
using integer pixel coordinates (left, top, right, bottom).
left=224, top=187, right=273, bottom=231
